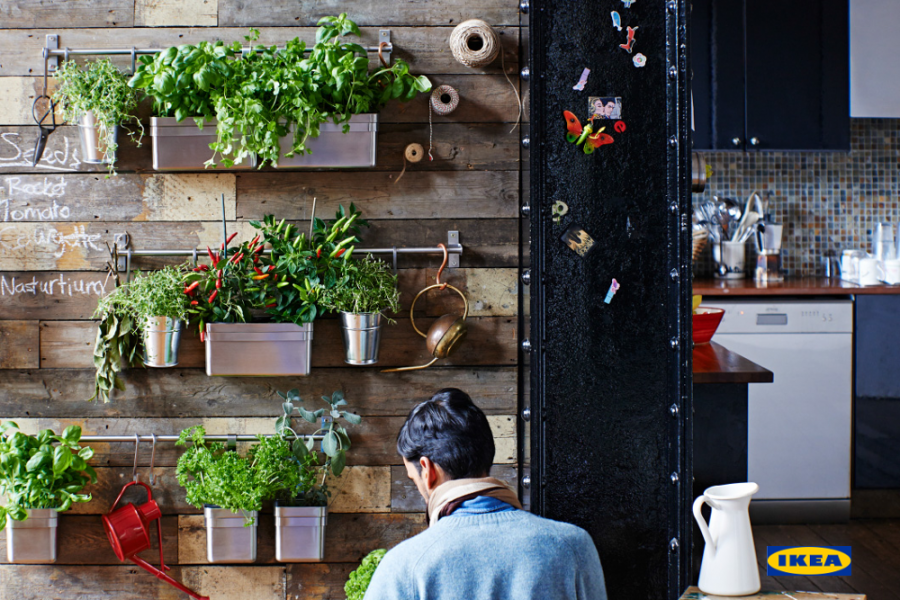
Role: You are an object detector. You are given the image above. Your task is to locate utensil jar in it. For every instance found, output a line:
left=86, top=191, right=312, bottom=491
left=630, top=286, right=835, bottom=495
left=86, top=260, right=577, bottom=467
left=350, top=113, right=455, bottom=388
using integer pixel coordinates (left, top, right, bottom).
left=713, top=241, right=746, bottom=280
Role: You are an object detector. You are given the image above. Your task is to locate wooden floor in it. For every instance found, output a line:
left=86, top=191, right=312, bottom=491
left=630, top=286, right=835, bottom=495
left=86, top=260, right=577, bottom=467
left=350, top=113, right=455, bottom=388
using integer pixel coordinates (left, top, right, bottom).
left=753, top=520, right=900, bottom=599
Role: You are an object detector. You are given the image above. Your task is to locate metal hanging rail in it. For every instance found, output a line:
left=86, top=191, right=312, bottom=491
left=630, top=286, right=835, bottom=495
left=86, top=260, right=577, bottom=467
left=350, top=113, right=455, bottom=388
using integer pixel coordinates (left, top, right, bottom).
left=77, top=434, right=323, bottom=443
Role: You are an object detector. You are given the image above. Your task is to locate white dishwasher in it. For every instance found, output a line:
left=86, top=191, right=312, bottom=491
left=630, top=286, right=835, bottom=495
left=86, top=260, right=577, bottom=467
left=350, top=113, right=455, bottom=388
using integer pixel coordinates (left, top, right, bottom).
left=712, top=298, right=853, bottom=523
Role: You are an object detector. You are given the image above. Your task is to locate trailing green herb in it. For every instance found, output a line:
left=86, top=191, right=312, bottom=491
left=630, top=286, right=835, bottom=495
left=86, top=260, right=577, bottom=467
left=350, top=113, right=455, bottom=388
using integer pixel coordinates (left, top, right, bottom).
left=53, top=58, right=143, bottom=175
left=90, top=286, right=141, bottom=403
left=0, top=423, right=96, bottom=528
left=319, top=253, right=400, bottom=317
left=345, top=548, right=388, bottom=600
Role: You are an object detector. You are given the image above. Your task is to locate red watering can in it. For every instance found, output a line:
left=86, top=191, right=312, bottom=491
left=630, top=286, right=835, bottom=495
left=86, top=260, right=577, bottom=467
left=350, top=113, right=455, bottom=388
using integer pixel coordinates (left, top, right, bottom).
left=102, top=481, right=209, bottom=600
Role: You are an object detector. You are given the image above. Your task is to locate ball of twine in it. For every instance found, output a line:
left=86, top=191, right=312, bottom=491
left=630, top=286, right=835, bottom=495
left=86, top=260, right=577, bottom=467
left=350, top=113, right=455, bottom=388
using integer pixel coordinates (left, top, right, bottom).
left=404, top=143, right=424, bottom=163
left=430, top=85, right=460, bottom=116
left=449, top=19, right=500, bottom=68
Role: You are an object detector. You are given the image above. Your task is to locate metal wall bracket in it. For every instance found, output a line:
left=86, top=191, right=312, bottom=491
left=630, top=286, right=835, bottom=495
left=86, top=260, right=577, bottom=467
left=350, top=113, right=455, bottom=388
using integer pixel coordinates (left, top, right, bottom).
left=113, top=233, right=130, bottom=274
left=44, top=35, right=59, bottom=72
left=447, top=230, right=460, bottom=268
left=379, top=30, right=392, bottom=65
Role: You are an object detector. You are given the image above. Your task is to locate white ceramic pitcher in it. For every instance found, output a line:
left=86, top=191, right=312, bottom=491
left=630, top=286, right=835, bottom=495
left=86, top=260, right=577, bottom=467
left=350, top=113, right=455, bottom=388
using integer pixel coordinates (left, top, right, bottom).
left=693, top=482, right=761, bottom=596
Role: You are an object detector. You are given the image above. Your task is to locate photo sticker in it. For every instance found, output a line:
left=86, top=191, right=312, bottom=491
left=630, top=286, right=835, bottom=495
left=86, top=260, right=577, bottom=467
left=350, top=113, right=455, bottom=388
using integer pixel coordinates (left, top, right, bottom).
left=561, top=224, right=596, bottom=258
left=589, top=97, right=623, bottom=120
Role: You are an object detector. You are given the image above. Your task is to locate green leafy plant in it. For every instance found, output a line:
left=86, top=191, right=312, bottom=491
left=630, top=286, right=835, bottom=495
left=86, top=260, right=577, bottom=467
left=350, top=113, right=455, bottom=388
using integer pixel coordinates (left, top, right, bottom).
left=0, top=423, right=96, bottom=528
left=175, top=425, right=279, bottom=524
left=90, top=285, right=141, bottom=403
left=123, top=265, right=193, bottom=323
left=53, top=58, right=143, bottom=174
left=257, top=389, right=362, bottom=507
left=345, top=548, right=387, bottom=600
left=319, top=253, right=400, bottom=316
left=246, top=204, right=368, bottom=325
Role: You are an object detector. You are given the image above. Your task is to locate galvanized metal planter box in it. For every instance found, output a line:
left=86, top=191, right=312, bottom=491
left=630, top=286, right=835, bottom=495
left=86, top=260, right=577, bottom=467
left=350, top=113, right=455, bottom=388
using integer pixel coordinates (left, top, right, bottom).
left=149, top=117, right=257, bottom=171
left=6, top=509, right=57, bottom=563
left=204, top=507, right=257, bottom=564
left=274, top=505, right=326, bottom=562
left=276, top=114, right=377, bottom=169
left=204, top=323, right=313, bottom=377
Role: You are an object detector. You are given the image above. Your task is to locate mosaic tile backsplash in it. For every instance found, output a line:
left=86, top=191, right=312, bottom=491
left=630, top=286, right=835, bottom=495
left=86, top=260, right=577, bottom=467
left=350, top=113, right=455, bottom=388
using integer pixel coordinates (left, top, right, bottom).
left=693, top=118, right=900, bottom=278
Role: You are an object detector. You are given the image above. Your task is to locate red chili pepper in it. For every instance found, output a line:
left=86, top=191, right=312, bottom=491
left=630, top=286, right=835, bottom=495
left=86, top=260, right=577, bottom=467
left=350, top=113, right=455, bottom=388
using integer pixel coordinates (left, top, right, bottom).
left=192, top=265, right=209, bottom=272
left=207, top=246, right=216, bottom=264
left=200, top=330, right=206, bottom=343
left=253, top=266, right=263, bottom=275
left=208, top=290, right=218, bottom=303
left=213, top=250, right=220, bottom=264
left=254, top=244, right=264, bottom=254
left=316, top=248, right=322, bottom=258
left=253, top=255, right=259, bottom=264
left=216, top=278, right=222, bottom=289
left=226, top=232, right=238, bottom=244
left=266, top=302, right=277, bottom=308
left=272, top=273, right=278, bottom=281
left=336, top=248, right=346, bottom=257
left=249, top=234, right=260, bottom=247
left=190, top=300, right=199, bottom=306
left=184, top=281, right=200, bottom=294
left=252, top=274, right=269, bottom=280
left=229, top=252, right=244, bottom=264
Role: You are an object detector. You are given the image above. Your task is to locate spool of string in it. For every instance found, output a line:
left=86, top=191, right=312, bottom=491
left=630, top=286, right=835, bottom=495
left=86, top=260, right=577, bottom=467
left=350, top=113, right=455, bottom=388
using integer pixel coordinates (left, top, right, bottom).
left=394, top=143, right=424, bottom=184
left=428, top=85, right=459, bottom=161
left=448, top=19, right=522, bottom=132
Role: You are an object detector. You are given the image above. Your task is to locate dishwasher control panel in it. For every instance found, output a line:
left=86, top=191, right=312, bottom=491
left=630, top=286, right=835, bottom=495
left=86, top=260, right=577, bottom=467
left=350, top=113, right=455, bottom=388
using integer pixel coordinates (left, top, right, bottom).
left=714, top=299, right=853, bottom=334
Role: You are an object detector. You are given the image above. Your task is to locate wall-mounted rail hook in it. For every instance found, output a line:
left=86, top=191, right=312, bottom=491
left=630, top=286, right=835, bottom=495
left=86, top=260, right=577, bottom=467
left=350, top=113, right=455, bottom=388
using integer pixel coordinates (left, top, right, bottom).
left=148, top=433, right=157, bottom=485
left=447, top=231, right=460, bottom=268
left=130, top=47, right=137, bottom=76
left=392, top=247, right=398, bottom=275
left=191, top=249, right=198, bottom=267
left=132, top=434, right=141, bottom=483
left=226, top=434, right=237, bottom=452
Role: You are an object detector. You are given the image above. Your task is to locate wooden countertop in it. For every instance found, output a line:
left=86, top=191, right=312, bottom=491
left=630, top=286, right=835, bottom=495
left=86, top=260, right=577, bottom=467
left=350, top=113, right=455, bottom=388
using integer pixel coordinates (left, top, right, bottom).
left=693, top=342, right=774, bottom=385
left=694, top=277, right=900, bottom=296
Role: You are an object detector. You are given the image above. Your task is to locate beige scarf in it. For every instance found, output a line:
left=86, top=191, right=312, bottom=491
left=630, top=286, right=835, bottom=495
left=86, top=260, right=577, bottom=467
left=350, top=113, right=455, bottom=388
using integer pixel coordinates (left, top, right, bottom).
left=426, top=477, right=522, bottom=527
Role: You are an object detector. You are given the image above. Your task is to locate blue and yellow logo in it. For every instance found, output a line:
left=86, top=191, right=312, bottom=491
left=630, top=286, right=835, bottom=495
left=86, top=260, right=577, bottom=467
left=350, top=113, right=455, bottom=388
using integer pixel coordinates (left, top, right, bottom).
left=767, top=546, right=851, bottom=576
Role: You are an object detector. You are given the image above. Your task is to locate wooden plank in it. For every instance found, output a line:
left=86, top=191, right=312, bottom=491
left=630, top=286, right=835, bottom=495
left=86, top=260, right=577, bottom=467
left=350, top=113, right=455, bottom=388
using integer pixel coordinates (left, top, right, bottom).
left=0, top=515, right=177, bottom=565
left=218, top=0, right=518, bottom=27
left=179, top=512, right=424, bottom=565
left=424, top=267, right=519, bottom=317
left=0, top=565, right=285, bottom=600
left=135, top=0, right=217, bottom=27
left=809, top=522, right=900, bottom=599
left=0, top=272, right=111, bottom=320
left=681, top=588, right=864, bottom=600
left=236, top=170, right=519, bottom=220
left=40, top=315, right=516, bottom=369
left=0, top=78, right=58, bottom=126
left=0, top=1, right=134, bottom=28
left=0, top=27, right=517, bottom=77
left=2, top=416, right=516, bottom=467
left=391, top=464, right=517, bottom=513
left=0, top=366, right=516, bottom=417
left=286, top=563, right=356, bottom=600
left=0, top=123, right=519, bottom=174
left=0, top=320, right=39, bottom=368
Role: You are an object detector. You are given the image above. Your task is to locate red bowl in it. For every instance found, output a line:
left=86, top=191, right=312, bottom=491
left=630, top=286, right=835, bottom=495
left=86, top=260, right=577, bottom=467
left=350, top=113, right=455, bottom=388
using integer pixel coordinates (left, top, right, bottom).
left=692, top=307, right=725, bottom=344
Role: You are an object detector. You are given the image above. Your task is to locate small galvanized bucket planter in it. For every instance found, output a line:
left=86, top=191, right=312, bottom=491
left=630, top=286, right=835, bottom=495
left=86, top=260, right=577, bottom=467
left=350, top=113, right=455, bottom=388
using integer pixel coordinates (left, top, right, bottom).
left=6, top=509, right=57, bottom=563
left=274, top=505, right=327, bottom=562
left=340, top=312, right=384, bottom=365
left=79, top=111, right=118, bottom=165
left=142, top=317, right=183, bottom=367
left=149, top=117, right=256, bottom=171
left=276, top=114, right=377, bottom=169
left=205, top=322, right=313, bottom=377
left=204, top=507, right=257, bottom=564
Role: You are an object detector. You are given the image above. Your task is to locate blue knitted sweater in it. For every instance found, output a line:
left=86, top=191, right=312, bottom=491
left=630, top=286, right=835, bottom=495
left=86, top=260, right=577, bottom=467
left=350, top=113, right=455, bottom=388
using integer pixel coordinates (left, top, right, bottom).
left=364, top=497, right=607, bottom=600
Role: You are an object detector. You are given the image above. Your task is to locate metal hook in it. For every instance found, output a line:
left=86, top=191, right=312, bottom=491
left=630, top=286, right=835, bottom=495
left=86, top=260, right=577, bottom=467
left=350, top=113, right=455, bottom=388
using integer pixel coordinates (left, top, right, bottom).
left=392, top=247, right=398, bottom=276
left=126, top=249, right=132, bottom=282
left=149, top=434, right=157, bottom=485
left=191, top=248, right=198, bottom=267
left=130, top=47, right=137, bottom=76
left=63, top=47, right=69, bottom=63
left=226, top=434, right=237, bottom=452
left=436, top=243, right=449, bottom=290
left=132, top=434, right=140, bottom=483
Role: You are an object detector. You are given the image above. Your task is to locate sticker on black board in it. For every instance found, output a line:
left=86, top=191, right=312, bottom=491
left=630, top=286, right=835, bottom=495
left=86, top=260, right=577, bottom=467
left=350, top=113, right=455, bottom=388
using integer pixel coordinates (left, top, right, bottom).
left=552, top=200, right=569, bottom=224
left=633, top=53, right=647, bottom=68
left=619, top=26, right=638, bottom=54
left=589, top=97, right=623, bottom=120
left=611, top=11, right=622, bottom=31
left=561, top=224, right=596, bottom=258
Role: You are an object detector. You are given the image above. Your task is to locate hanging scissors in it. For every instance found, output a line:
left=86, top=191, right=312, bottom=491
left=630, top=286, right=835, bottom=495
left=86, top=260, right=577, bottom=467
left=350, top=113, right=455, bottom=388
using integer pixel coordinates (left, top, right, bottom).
left=31, top=94, right=58, bottom=167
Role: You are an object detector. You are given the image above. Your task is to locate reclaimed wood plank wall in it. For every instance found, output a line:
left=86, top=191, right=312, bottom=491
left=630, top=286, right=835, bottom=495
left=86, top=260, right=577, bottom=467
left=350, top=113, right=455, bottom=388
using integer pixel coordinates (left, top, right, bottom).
left=0, top=1, right=523, bottom=598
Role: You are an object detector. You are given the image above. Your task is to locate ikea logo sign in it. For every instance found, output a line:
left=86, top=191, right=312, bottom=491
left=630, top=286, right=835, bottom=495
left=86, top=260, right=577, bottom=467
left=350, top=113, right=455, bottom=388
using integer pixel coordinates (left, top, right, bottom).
left=767, top=546, right=851, bottom=576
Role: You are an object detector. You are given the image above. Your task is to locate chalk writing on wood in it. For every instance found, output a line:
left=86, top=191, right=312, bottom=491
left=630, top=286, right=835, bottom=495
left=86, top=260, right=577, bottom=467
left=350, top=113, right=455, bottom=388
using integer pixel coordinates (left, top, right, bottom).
left=0, top=225, right=103, bottom=258
left=0, top=273, right=109, bottom=297
left=0, top=132, right=81, bottom=172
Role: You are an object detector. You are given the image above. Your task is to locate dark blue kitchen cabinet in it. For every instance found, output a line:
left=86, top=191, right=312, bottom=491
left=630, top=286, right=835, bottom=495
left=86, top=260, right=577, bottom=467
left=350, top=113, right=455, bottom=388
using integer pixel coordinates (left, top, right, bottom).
left=691, top=0, right=849, bottom=151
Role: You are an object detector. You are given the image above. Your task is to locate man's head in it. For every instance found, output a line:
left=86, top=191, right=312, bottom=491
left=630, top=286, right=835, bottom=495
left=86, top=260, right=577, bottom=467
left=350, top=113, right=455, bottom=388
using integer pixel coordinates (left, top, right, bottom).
left=397, top=388, right=495, bottom=501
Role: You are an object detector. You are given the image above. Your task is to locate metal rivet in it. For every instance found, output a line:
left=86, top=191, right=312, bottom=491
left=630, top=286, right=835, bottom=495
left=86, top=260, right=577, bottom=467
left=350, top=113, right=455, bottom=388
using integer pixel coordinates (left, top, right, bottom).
left=522, top=269, right=531, bottom=285
left=669, top=203, right=678, bottom=214
left=522, top=339, right=532, bottom=352
left=669, top=404, right=679, bottom=418
left=521, top=204, right=531, bottom=216
left=669, top=268, right=679, bottom=281
left=750, top=137, right=760, bottom=146
left=670, top=472, right=679, bottom=485
left=667, top=1, right=676, bottom=12
left=519, top=0, right=529, bottom=14
left=522, top=475, right=531, bottom=488
left=732, top=137, right=742, bottom=147
left=669, top=538, right=680, bottom=552
left=522, top=407, right=531, bottom=422
left=520, top=66, right=530, bottom=81
left=668, top=66, right=677, bottom=79
left=668, top=136, right=678, bottom=148
left=670, top=337, right=679, bottom=349
left=522, top=136, right=530, bottom=148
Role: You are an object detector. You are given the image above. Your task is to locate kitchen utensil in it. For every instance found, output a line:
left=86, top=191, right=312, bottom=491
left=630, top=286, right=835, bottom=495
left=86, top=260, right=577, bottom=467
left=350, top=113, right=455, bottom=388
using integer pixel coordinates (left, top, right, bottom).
left=859, top=257, right=882, bottom=286
left=841, top=249, right=866, bottom=283
left=822, top=251, right=841, bottom=279
left=873, top=222, right=896, bottom=261
left=712, top=241, right=746, bottom=280
left=692, top=154, right=708, bottom=193
left=755, top=251, right=783, bottom=283
left=733, top=192, right=757, bottom=239
left=692, top=307, right=725, bottom=344
left=883, top=259, right=900, bottom=285
left=735, top=211, right=759, bottom=243
left=716, top=197, right=743, bottom=225
left=103, top=481, right=208, bottom=600
left=694, top=482, right=761, bottom=596
left=762, top=223, right=783, bottom=251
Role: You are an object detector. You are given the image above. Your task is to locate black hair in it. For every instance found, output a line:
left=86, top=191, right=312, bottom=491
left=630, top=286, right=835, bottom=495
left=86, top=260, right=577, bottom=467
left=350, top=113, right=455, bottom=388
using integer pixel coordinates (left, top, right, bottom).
left=396, top=388, right=495, bottom=479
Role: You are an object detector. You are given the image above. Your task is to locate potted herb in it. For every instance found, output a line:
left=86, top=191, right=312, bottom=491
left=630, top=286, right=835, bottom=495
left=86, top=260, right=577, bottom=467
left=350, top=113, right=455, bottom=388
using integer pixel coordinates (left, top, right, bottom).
left=52, top=58, right=142, bottom=173
left=0, top=423, right=96, bottom=563
left=187, top=205, right=366, bottom=376
left=320, top=254, right=400, bottom=365
left=126, top=265, right=193, bottom=368
left=175, top=425, right=280, bottom=563
left=129, top=14, right=431, bottom=170
left=345, top=548, right=387, bottom=600
left=255, top=389, right=361, bottom=562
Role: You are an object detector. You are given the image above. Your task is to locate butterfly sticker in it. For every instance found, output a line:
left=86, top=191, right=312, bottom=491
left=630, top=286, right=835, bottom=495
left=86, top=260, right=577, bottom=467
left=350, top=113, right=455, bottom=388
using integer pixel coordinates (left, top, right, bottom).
left=563, top=111, right=614, bottom=154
